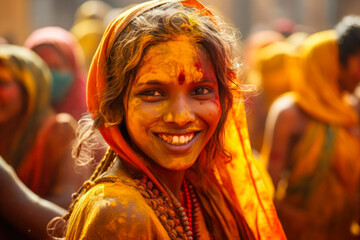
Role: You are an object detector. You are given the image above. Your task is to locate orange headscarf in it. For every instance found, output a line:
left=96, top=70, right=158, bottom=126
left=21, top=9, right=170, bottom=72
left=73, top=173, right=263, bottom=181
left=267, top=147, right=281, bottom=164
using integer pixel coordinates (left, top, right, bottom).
left=24, top=27, right=87, bottom=121
left=292, top=30, right=358, bottom=126
left=86, top=0, right=285, bottom=239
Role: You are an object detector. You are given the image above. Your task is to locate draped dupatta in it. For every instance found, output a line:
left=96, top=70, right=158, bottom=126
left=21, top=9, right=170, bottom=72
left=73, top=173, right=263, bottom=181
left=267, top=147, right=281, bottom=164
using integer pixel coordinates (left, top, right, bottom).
left=292, top=30, right=358, bottom=126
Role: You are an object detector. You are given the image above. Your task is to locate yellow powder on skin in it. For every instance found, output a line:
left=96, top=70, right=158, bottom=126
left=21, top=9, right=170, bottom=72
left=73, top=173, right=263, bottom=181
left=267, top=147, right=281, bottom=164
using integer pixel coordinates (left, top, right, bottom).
left=137, top=37, right=204, bottom=86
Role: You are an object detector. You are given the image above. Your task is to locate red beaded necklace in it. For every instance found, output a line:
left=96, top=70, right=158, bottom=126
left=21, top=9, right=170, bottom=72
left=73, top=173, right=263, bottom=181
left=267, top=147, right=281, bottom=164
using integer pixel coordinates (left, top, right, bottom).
left=181, top=179, right=201, bottom=240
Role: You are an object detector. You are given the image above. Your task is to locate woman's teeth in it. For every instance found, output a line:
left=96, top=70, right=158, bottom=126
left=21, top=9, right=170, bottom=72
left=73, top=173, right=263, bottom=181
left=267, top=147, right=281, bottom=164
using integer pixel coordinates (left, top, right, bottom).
left=158, top=132, right=195, bottom=145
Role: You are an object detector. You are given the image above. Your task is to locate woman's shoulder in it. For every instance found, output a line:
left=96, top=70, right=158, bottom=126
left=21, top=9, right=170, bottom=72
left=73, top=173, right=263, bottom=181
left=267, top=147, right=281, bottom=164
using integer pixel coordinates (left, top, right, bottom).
left=84, top=178, right=149, bottom=208
left=268, top=93, right=307, bottom=126
left=66, top=179, right=168, bottom=239
left=77, top=177, right=151, bottom=216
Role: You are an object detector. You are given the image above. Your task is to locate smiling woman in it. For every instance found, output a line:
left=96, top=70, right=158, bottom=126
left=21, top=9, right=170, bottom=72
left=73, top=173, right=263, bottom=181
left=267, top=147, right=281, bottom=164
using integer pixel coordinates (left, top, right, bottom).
left=48, top=0, right=286, bottom=239
left=126, top=40, right=221, bottom=170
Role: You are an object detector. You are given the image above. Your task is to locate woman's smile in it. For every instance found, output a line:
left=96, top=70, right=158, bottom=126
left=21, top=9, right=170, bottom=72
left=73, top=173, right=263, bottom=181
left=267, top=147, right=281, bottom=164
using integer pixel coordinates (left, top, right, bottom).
left=156, top=132, right=196, bottom=145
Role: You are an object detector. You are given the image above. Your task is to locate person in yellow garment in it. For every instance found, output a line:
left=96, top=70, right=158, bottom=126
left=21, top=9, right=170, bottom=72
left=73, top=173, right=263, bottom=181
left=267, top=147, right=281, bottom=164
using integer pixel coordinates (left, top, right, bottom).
left=262, top=16, right=360, bottom=240
left=48, top=0, right=286, bottom=239
left=70, top=0, right=112, bottom=71
left=246, top=41, right=299, bottom=153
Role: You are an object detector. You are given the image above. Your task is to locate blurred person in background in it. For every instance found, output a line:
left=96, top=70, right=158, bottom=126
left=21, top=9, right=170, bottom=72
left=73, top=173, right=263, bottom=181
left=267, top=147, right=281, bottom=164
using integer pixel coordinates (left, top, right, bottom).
left=70, top=0, right=112, bottom=71
left=0, top=45, right=86, bottom=209
left=25, top=27, right=109, bottom=171
left=245, top=41, right=300, bottom=198
left=0, top=155, right=66, bottom=239
left=262, top=16, right=360, bottom=240
left=243, top=29, right=285, bottom=72
left=24, top=26, right=87, bottom=121
left=246, top=41, right=299, bottom=153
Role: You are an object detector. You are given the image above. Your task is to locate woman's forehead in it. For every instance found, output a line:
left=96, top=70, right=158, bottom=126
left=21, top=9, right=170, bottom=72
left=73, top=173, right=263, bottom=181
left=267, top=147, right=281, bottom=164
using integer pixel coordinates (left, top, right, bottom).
left=134, top=39, right=216, bottom=86
left=143, top=39, right=199, bottom=60
left=139, top=39, right=212, bottom=71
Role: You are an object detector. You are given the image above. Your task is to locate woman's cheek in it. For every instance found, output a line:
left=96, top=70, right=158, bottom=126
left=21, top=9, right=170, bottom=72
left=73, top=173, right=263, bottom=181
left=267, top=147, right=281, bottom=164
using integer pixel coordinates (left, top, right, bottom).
left=129, top=98, right=167, bottom=122
left=198, top=99, right=221, bottom=119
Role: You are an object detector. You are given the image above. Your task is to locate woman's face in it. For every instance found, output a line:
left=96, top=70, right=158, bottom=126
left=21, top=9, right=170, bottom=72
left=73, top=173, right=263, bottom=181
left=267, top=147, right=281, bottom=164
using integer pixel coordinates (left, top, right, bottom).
left=0, top=64, right=24, bottom=124
left=125, top=39, right=221, bottom=170
left=34, top=45, right=74, bottom=104
left=339, top=51, right=360, bottom=93
left=34, top=44, right=71, bottom=71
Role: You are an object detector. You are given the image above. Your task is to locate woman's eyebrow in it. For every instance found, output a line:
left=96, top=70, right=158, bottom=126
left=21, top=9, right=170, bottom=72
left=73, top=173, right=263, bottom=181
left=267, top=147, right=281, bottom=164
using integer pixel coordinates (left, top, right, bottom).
left=193, top=78, right=217, bottom=84
left=136, top=80, right=163, bottom=86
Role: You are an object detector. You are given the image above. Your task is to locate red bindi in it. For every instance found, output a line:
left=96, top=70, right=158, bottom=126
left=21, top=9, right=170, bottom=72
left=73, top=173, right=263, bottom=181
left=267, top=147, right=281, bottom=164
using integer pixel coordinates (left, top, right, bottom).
left=178, top=71, right=185, bottom=85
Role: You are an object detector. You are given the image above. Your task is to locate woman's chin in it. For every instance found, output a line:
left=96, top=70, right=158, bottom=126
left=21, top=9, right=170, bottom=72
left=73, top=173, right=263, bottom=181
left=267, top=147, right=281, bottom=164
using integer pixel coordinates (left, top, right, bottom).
left=154, top=158, right=197, bottom=171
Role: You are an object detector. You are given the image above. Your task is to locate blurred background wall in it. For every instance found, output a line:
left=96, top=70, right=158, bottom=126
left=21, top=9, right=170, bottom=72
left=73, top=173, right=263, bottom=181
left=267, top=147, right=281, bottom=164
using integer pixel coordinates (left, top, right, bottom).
left=1, top=0, right=360, bottom=45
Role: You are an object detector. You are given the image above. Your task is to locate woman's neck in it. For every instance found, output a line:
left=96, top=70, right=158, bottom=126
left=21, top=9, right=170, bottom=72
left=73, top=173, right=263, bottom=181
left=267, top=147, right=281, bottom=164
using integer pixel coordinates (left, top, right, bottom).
left=149, top=163, right=185, bottom=201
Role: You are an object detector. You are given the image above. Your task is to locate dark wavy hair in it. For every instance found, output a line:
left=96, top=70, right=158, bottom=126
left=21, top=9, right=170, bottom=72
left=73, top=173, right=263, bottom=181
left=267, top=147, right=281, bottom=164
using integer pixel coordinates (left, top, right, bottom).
left=335, top=15, right=360, bottom=66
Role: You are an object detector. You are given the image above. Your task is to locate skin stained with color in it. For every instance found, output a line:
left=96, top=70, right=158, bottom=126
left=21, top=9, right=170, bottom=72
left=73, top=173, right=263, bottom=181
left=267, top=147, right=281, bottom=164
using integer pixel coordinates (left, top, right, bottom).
left=125, top=38, right=221, bottom=170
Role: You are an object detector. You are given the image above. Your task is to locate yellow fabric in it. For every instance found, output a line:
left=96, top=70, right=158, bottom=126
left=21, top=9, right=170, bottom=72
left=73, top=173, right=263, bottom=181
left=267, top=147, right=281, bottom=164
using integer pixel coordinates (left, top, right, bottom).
left=67, top=166, right=213, bottom=239
left=244, top=30, right=285, bottom=68
left=246, top=41, right=300, bottom=152
left=71, top=19, right=105, bottom=70
left=292, top=30, right=358, bottom=126
left=221, top=101, right=282, bottom=238
left=66, top=175, right=170, bottom=239
left=73, top=0, right=111, bottom=24
left=252, top=154, right=275, bottom=199
left=67, top=1, right=286, bottom=239
left=249, top=41, right=298, bottom=110
left=274, top=115, right=360, bottom=240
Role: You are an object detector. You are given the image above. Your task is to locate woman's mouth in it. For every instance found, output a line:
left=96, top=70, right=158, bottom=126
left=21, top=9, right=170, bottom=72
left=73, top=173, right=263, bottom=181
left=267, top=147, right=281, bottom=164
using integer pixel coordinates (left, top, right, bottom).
left=157, top=132, right=196, bottom=145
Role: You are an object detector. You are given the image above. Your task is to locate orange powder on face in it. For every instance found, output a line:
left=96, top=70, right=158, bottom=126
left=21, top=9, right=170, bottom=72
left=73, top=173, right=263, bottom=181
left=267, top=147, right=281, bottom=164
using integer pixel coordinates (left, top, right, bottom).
left=138, top=37, right=204, bottom=85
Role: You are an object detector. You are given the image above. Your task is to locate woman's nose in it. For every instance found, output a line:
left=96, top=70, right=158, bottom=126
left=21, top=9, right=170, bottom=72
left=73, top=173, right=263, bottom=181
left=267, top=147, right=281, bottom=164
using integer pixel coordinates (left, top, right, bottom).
left=163, top=96, right=195, bottom=126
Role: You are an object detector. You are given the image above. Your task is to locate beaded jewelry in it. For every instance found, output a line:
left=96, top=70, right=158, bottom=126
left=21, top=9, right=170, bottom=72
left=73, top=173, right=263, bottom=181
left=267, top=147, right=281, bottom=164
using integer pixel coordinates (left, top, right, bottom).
left=181, top=179, right=201, bottom=239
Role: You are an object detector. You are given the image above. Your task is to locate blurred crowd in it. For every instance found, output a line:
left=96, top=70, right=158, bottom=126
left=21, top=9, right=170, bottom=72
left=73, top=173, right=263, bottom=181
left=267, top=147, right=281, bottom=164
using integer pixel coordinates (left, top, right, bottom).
left=0, top=0, right=359, bottom=239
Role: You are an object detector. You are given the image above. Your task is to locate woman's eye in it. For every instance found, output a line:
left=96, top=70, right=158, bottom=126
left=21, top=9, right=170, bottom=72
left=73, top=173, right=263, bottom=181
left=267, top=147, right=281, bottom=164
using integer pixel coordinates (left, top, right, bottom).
left=192, top=87, right=210, bottom=95
left=142, top=90, right=163, bottom=97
